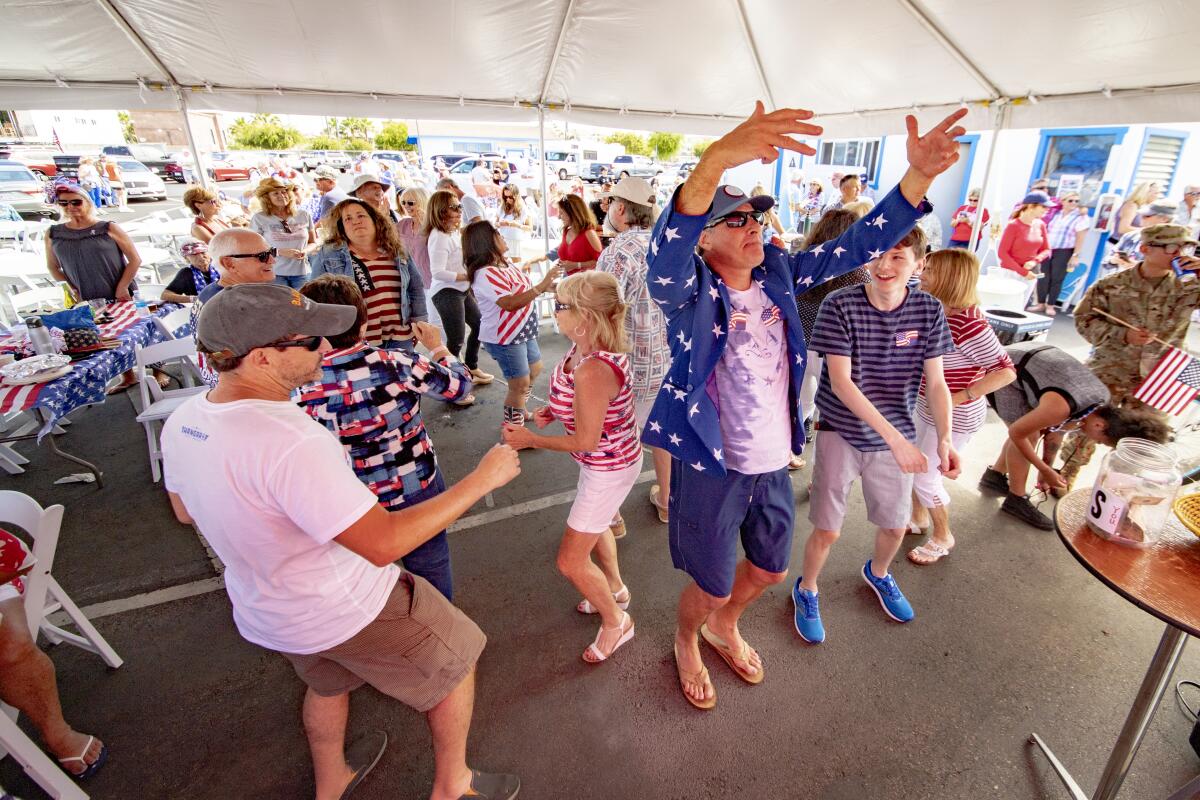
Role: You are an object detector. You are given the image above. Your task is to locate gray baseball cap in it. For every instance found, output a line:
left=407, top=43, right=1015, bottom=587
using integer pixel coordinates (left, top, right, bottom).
left=710, top=184, right=774, bottom=222
left=197, top=283, right=357, bottom=358
left=313, top=165, right=339, bottom=181
left=1145, top=200, right=1179, bottom=218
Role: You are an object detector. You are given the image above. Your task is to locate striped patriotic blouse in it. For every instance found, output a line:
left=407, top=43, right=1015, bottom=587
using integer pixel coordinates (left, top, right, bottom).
left=351, top=249, right=413, bottom=348
left=472, top=265, right=538, bottom=345
left=917, top=305, right=1014, bottom=434
left=548, top=346, right=641, bottom=471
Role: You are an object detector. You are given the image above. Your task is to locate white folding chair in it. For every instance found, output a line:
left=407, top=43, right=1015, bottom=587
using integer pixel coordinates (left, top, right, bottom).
left=10, top=286, right=65, bottom=316
left=0, top=491, right=122, bottom=800
left=134, top=338, right=205, bottom=482
left=135, top=283, right=166, bottom=303
left=153, top=306, right=192, bottom=339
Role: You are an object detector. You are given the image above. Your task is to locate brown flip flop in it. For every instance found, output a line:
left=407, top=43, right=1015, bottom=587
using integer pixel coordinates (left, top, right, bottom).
left=673, top=642, right=716, bottom=710
left=700, top=623, right=764, bottom=685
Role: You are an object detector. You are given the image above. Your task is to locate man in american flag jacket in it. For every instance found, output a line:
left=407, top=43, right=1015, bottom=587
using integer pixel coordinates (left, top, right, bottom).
left=644, top=102, right=968, bottom=709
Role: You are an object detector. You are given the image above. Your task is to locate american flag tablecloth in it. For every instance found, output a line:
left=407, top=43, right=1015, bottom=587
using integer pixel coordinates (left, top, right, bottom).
left=0, top=303, right=191, bottom=437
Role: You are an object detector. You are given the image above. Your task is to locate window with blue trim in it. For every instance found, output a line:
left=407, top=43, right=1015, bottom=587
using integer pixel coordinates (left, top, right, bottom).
left=1038, top=133, right=1120, bottom=208
left=817, top=138, right=881, bottom=183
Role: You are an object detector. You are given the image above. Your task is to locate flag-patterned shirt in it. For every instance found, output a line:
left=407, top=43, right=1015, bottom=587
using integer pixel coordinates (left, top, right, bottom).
left=917, top=305, right=1014, bottom=434
left=296, top=342, right=472, bottom=509
left=596, top=228, right=670, bottom=405
left=471, top=265, right=538, bottom=345
left=351, top=249, right=414, bottom=348
left=641, top=183, right=930, bottom=476
left=548, top=347, right=641, bottom=471
left=811, top=285, right=953, bottom=452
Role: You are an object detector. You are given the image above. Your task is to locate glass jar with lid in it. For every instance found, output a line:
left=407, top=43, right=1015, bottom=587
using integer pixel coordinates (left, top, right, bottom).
left=1086, top=438, right=1181, bottom=548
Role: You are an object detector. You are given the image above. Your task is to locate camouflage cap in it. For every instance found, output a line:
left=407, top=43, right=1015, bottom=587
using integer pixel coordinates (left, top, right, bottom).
left=1140, top=224, right=1199, bottom=247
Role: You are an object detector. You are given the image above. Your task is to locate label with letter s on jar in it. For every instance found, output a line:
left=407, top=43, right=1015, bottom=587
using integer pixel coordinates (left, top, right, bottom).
left=1088, top=486, right=1128, bottom=535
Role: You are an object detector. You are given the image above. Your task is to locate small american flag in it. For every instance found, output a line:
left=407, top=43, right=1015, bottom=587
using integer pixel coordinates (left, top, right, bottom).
left=52, top=127, right=63, bottom=153
left=760, top=305, right=781, bottom=326
left=729, top=309, right=749, bottom=331
left=895, top=330, right=919, bottom=347
left=1133, top=346, right=1200, bottom=415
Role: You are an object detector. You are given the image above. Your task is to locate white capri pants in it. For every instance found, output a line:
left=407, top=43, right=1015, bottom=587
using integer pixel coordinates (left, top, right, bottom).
left=912, top=416, right=975, bottom=508
left=566, top=457, right=643, bottom=534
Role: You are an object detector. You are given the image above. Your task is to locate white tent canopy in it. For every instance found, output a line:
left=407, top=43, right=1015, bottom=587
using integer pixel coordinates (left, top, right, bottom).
left=3, top=0, right=1200, bottom=138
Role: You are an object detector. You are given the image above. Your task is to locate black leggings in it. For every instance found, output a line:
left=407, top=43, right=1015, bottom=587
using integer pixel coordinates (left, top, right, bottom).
left=1038, top=248, right=1073, bottom=306
left=432, top=288, right=481, bottom=370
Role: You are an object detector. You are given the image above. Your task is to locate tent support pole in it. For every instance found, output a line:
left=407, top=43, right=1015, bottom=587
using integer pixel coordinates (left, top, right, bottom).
left=538, top=105, right=550, bottom=254
left=734, top=0, right=777, bottom=109
left=176, top=90, right=209, bottom=189
left=539, top=0, right=579, bottom=104
left=969, top=102, right=1009, bottom=256
left=895, top=0, right=1002, bottom=99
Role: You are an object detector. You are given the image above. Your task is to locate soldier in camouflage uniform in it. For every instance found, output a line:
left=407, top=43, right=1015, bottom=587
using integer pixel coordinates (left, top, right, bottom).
left=1060, top=224, right=1200, bottom=490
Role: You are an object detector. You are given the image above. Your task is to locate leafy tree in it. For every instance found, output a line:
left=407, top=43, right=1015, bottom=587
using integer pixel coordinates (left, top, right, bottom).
left=343, top=137, right=372, bottom=152
left=342, top=117, right=374, bottom=140
left=375, top=121, right=417, bottom=151
left=117, top=111, right=137, bottom=144
left=648, top=131, right=683, bottom=161
left=692, top=139, right=714, bottom=158
left=322, top=117, right=348, bottom=138
left=229, top=113, right=303, bottom=150
left=307, top=134, right=341, bottom=150
left=604, top=131, right=649, bottom=157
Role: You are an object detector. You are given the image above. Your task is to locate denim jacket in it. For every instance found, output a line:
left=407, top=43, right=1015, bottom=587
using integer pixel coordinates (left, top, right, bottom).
left=309, top=243, right=428, bottom=324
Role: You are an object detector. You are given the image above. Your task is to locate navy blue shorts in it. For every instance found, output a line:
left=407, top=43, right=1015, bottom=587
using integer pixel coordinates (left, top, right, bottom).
left=667, top=460, right=795, bottom=598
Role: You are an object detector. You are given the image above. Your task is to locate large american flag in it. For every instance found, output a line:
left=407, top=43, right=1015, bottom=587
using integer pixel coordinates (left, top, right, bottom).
left=1133, top=346, right=1200, bottom=415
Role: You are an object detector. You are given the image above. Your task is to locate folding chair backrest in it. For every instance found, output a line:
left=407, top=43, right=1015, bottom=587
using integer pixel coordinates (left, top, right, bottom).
left=0, top=490, right=65, bottom=637
left=10, top=286, right=64, bottom=315
left=135, top=337, right=199, bottom=403
left=154, top=307, right=192, bottom=339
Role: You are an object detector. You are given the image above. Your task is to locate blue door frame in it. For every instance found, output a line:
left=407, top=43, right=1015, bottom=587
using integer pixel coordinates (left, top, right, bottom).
left=955, top=134, right=980, bottom=207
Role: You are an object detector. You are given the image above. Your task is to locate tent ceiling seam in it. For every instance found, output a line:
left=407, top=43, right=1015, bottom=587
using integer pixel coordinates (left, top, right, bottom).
left=734, top=0, right=776, bottom=110
left=895, top=0, right=1002, bottom=100
left=539, top=0, right=580, bottom=106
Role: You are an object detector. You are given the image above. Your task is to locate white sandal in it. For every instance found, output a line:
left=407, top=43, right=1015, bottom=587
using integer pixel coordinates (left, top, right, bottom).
left=576, top=585, right=631, bottom=614
left=582, top=612, right=635, bottom=663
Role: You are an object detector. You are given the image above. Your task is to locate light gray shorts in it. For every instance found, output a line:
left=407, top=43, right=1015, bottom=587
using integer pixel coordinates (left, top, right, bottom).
left=808, top=429, right=914, bottom=531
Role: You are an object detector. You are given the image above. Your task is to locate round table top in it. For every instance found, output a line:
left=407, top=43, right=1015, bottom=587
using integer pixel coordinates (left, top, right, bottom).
left=1055, top=488, right=1200, bottom=637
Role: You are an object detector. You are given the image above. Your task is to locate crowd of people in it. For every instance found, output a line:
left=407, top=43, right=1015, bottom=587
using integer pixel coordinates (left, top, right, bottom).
left=6, top=102, right=1199, bottom=800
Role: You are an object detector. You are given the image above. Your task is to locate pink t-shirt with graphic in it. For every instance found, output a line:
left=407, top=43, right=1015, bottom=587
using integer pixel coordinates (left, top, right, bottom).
left=709, top=283, right=792, bottom=474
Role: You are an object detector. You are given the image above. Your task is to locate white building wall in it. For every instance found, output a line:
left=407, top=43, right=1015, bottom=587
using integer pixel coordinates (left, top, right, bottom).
left=20, top=110, right=123, bottom=148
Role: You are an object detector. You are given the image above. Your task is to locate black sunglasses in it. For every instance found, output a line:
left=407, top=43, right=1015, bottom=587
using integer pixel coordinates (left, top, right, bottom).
left=265, top=335, right=323, bottom=352
left=400, top=200, right=417, bottom=206
left=707, top=210, right=764, bottom=229
left=229, top=247, right=277, bottom=262
left=554, top=300, right=573, bottom=313
left=57, top=199, right=85, bottom=207
left=446, top=204, right=463, bottom=213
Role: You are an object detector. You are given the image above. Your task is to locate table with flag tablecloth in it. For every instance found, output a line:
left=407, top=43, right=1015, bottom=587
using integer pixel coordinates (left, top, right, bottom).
left=0, top=302, right=192, bottom=484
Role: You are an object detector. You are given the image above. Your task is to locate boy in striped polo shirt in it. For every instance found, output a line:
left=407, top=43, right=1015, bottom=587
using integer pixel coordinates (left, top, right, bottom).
left=793, top=225, right=959, bottom=642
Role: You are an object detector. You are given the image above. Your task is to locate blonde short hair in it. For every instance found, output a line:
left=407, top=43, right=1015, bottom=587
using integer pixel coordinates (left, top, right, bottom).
left=921, top=248, right=980, bottom=310
left=557, top=271, right=628, bottom=353
left=183, top=186, right=216, bottom=215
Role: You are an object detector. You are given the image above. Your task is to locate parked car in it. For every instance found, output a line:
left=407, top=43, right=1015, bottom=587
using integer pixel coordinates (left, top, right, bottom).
left=586, top=162, right=615, bottom=183
left=0, top=160, right=58, bottom=220
left=323, top=151, right=351, bottom=172
left=264, top=150, right=306, bottom=172
left=5, top=150, right=57, bottom=178
left=101, top=144, right=174, bottom=177
left=299, top=151, right=324, bottom=171
left=206, top=152, right=252, bottom=182
left=163, top=152, right=198, bottom=183
left=371, top=151, right=409, bottom=165
left=115, top=159, right=167, bottom=201
left=545, top=150, right=580, bottom=180
left=610, top=154, right=661, bottom=180
left=429, top=153, right=477, bottom=171
left=447, top=156, right=517, bottom=196
left=52, top=154, right=85, bottom=179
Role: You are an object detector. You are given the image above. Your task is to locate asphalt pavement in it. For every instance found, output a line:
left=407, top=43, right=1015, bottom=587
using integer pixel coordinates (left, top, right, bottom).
left=1, top=212, right=1199, bottom=799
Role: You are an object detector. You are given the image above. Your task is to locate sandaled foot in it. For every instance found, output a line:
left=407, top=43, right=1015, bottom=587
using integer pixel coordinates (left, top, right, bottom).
left=456, top=769, right=521, bottom=800
left=338, top=730, right=387, bottom=799
left=907, top=536, right=955, bottom=565
left=452, top=393, right=476, bottom=407
left=105, top=378, right=138, bottom=395
left=649, top=485, right=669, bottom=523
left=787, top=453, right=805, bottom=470
left=576, top=585, right=630, bottom=614
left=700, top=622, right=763, bottom=685
left=582, top=612, right=634, bottom=663
left=673, top=639, right=716, bottom=710
left=54, top=733, right=107, bottom=780
left=609, top=515, right=626, bottom=539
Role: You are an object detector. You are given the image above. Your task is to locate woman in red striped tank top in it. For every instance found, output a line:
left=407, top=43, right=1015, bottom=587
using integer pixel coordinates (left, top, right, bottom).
left=502, top=272, right=641, bottom=664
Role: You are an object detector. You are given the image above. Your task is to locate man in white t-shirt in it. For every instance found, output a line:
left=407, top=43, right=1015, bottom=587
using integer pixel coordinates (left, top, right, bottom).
left=436, top=178, right=485, bottom=225
left=162, top=283, right=523, bottom=800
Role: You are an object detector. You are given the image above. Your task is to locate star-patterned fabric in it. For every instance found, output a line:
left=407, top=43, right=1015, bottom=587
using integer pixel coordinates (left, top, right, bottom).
left=641, top=184, right=931, bottom=476
left=0, top=303, right=192, bottom=439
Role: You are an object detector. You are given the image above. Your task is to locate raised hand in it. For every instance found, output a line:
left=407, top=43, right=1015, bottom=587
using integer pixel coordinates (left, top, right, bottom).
left=906, top=108, right=969, bottom=180
left=700, top=101, right=823, bottom=172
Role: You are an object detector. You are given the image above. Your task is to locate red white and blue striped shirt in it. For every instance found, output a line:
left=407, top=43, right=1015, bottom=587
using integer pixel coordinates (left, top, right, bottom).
left=549, top=347, right=641, bottom=471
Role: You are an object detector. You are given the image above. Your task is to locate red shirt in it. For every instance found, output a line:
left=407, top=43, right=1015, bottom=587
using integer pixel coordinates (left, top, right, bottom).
left=998, top=218, right=1051, bottom=276
left=950, top=203, right=990, bottom=244
left=559, top=229, right=602, bottom=272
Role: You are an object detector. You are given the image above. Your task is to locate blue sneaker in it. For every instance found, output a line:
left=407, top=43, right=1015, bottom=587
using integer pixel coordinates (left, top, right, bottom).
left=791, top=578, right=825, bottom=643
left=861, top=560, right=914, bottom=622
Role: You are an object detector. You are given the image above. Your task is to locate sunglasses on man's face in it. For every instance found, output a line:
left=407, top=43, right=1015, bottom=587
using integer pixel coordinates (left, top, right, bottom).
left=707, top=210, right=764, bottom=229
left=1153, top=243, right=1197, bottom=256
left=256, top=335, right=323, bottom=354
left=229, top=247, right=277, bottom=263
left=57, top=199, right=85, bottom=208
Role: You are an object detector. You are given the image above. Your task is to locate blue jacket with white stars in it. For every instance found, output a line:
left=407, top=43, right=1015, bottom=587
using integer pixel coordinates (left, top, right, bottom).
left=641, top=184, right=931, bottom=477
